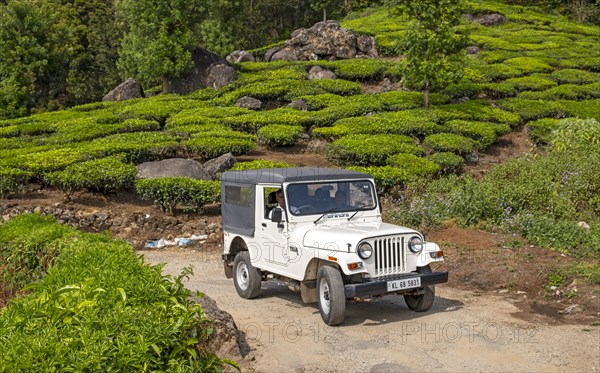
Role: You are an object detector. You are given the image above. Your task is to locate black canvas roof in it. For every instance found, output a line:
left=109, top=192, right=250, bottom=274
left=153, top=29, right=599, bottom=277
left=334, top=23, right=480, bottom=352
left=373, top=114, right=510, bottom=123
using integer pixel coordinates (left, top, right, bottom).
left=221, top=167, right=372, bottom=185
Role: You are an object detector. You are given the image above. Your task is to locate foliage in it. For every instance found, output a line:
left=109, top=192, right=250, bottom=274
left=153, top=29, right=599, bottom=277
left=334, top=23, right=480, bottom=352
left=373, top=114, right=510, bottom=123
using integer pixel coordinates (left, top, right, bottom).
left=135, top=177, right=221, bottom=213
left=326, top=134, right=421, bottom=166
left=230, top=160, right=294, bottom=171
left=348, top=165, right=415, bottom=191
left=518, top=82, right=600, bottom=100
left=526, top=118, right=561, bottom=144
left=551, top=69, right=600, bottom=84
left=0, top=168, right=32, bottom=199
left=550, top=117, right=600, bottom=151
left=505, top=74, right=558, bottom=92
left=182, top=136, right=256, bottom=160
left=387, top=0, right=468, bottom=108
left=386, top=153, right=440, bottom=175
left=443, top=120, right=500, bottom=148
left=44, top=156, right=137, bottom=198
left=117, top=0, right=207, bottom=91
left=257, top=124, right=304, bottom=147
left=428, top=152, right=465, bottom=174
left=0, top=214, right=236, bottom=371
left=423, top=133, right=477, bottom=154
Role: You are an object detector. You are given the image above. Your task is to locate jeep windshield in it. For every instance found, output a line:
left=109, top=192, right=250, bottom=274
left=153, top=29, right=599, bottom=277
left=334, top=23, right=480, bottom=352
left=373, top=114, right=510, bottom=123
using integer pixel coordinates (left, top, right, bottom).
left=286, top=180, right=377, bottom=216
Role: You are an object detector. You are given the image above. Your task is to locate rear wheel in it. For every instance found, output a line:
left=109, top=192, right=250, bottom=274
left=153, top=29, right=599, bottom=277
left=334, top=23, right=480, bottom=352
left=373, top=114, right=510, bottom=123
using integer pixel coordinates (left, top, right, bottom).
left=404, top=265, right=435, bottom=312
left=233, top=251, right=261, bottom=299
left=317, top=266, right=346, bottom=326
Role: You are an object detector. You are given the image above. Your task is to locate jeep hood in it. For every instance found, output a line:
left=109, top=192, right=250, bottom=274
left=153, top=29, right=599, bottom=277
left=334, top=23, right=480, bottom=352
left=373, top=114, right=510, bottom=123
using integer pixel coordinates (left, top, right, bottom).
left=301, top=221, right=419, bottom=250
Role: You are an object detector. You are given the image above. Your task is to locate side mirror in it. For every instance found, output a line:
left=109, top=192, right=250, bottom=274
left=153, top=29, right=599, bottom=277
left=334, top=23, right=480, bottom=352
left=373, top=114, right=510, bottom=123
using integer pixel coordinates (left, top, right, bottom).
left=271, top=208, right=283, bottom=223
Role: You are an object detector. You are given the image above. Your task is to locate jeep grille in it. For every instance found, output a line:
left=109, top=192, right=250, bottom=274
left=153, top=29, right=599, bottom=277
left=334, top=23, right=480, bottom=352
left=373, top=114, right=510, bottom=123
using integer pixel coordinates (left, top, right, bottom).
left=373, top=236, right=406, bottom=276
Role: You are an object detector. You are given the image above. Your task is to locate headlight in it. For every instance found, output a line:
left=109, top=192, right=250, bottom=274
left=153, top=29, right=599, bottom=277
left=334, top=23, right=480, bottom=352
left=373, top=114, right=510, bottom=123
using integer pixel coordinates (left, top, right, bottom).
left=408, top=236, right=424, bottom=253
left=357, top=242, right=373, bottom=259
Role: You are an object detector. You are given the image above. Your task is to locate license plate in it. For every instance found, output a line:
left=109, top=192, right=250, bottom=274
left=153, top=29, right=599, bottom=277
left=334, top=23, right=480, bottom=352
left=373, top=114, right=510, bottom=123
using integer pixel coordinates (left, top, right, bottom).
left=387, top=277, right=421, bottom=292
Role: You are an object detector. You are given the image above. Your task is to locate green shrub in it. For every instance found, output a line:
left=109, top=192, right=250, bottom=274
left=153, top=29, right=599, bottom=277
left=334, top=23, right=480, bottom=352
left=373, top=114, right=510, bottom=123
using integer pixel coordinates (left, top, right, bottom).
left=518, top=82, right=600, bottom=100
left=442, top=82, right=482, bottom=99
left=221, top=108, right=315, bottom=132
left=444, top=120, right=499, bottom=148
left=386, top=153, right=440, bottom=176
left=135, top=177, right=221, bottom=213
left=559, top=99, right=600, bottom=121
left=19, top=148, right=92, bottom=174
left=504, top=57, right=553, bottom=74
left=0, top=167, right=31, bottom=198
left=480, top=82, right=517, bottom=99
left=497, top=98, right=564, bottom=121
left=182, top=136, right=256, bottom=159
left=347, top=165, right=413, bottom=191
left=326, top=134, right=422, bottom=166
left=257, top=124, right=303, bottom=147
left=166, top=107, right=250, bottom=128
left=83, top=132, right=180, bottom=163
left=0, top=214, right=234, bottom=371
left=478, top=50, right=521, bottom=64
left=230, top=160, right=294, bottom=171
left=423, top=133, right=477, bottom=154
left=551, top=69, right=600, bottom=85
left=557, top=57, right=600, bottom=71
left=431, top=100, right=522, bottom=126
left=310, top=59, right=393, bottom=81
left=550, top=118, right=600, bottom=151
left=428, top=152, right=465, bottom=174
left=506, top=75, right=558, bottom=91
left=116, top=96, right=199, bottom=124
left=310, top=79, right=363, bottom=96
left=44, top=155, right=136, bottom=197
left=526, top=118, right=561, bottom=144
left=376, top=91, right=449, bottom=110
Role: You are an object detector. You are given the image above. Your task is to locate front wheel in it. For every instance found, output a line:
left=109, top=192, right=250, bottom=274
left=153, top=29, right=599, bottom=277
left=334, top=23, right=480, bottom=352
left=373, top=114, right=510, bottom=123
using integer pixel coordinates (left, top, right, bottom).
left=317, top=266, right=346, bottom=326
left=404, top=265, right=435, bottom=312
left=233, top=251, right=261, bottom=299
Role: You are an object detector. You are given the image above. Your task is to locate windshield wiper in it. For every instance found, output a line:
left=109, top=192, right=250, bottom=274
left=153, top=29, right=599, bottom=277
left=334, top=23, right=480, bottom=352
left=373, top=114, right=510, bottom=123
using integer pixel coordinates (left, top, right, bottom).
left=313, top=207, right=342, bottom=224
left=347, top=206, right=372, bottom=221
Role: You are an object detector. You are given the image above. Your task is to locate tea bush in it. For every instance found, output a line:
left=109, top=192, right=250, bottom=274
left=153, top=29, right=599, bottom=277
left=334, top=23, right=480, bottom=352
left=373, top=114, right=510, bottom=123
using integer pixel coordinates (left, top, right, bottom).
left=526, top=118, right=561, bottom=144
left=0, top=214, right=234, bottom=371
left=18, top=148, right=92, bottom=175
left=230, top=160, right=294, bottom=171
left=550, top=118, right=600, bottom=151
left=257, top=124, right=303, bottom=147
left=221, top=108, right=315, bottom=132
left=431, top=100, right=521, bottom=126
left=559, top=99, right=600, bottom=120
left=182, top=136, right=256, bottom=159
left=83, top=132, right=180, bottom=163
left=309, top=58, right=393, bottom=81
left=326, top=134, right=422, bottom=166
left=551, top=69, right=600, bottom=84
left=135, top=177, right=221, bottom=213
left=443, top=120, right=499, bottom=148
left=557, top=57, right=600, bottom=71
left=480, top=82, right=517, bottom=99
left=386, top=153, right=440, bottom=176
left=348, top=166, right=412, bottom=191
left=166, top=107, right=250, bottom=128
left=44, top=155, right=137, bottom=197
left=442, top=82, right=482, bottom=100
left=518, top=82, right=600, bottom=100
left=497, top=98, right=564, bottom=121
left=423, top=133, right=477, bottom=154
left=0, top=167, right=31, bottom=198
left=506, top=75, right=558, bottom=91
left=428, top=152, right=465, bottom=174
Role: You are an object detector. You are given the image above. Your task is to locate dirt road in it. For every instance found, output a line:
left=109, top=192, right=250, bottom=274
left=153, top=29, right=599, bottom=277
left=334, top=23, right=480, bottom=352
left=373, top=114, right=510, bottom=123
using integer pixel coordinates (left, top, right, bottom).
left=143, top=247, right=599, bottom=373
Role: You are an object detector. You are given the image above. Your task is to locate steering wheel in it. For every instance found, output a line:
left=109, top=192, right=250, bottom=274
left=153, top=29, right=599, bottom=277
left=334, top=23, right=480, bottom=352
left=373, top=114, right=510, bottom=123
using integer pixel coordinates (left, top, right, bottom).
left=295, top=205, right=316, bottom=213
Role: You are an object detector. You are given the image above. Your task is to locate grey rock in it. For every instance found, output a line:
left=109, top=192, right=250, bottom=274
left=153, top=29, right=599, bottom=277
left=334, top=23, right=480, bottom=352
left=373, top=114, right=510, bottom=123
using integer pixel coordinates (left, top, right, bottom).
left=203, top=153, right=237, bottom=179
left=264, top=46, right=283, bottom=62
left=168, top=47, right=236, bottom=94
left=206, top=64, right=237, bottom=89
left=473, top=13, right=506, bottom=26
left=308, top=66, right=337, bottom=80
left=102, top=78, right=144, bottom=102
left=270, top=48, right=300, bottom=62
left=235, top=96, right=262, bottom=110
left=466, top=151, right=480, bottom=163
left=136, top=158, right=211, bottom=180
left=226, top=50, right=255, bottom=63
left=466, top=45, right=480, bottom=55
left=288, top=99, right=308, bottom=111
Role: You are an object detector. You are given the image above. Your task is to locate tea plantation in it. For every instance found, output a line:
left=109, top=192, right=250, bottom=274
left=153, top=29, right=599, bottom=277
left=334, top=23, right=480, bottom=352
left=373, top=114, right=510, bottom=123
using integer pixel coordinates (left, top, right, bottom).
left=1, top=0, right=599, bottom=368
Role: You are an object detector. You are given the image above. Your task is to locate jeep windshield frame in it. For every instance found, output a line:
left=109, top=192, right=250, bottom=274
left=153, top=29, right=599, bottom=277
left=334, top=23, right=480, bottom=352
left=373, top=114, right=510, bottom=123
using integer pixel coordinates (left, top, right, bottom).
left=285, top=179, right=377, bottom=217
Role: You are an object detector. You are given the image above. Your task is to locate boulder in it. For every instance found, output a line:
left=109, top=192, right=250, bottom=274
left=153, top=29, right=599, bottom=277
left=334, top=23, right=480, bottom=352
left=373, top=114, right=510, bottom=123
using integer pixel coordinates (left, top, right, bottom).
left=203, top=153, right=237, bottom=179
left=235, top=96, right=262, bottom=110
left=102, top=78, right=144, bottom=102
left=136, top=158, right=211, bottom=180
left=265, top=20, right=378, bottom=62
left=168, top=47, right=236, bottom=94
left=466, top=45, right=480, bottom=55
left=473, top=13, right=506, bottom=26
left=196, top=295, right=248, bottom=363
left=206, top=64, right=237, bottom=89
left=308, top=66, right=337, bottom=80
left=226, top=50, right=255, bottom=63
left=288, top=99, right=308, bottom=111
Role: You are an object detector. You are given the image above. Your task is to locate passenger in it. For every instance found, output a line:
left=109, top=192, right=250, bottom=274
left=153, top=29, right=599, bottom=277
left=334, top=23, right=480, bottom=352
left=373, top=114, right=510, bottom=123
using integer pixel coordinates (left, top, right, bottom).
left=334, top=190, right=347, bottom=208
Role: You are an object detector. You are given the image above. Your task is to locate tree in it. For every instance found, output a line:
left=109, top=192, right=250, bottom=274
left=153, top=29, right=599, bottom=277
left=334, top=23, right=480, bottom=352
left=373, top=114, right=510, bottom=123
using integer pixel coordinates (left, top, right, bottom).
left=387, top=0, right=468, bottom=108
left=0, top=0, right=72, bottom=118
left=116, top=0, right=208, bottom=93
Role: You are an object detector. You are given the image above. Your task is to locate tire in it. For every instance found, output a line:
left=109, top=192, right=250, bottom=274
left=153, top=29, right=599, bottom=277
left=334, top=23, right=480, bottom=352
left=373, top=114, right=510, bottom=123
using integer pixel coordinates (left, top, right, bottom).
left=317, top=266, right=346, bottom=326
left=404, top=265, right=435, bottom=312
left=233, top=251, right=261, bottom=299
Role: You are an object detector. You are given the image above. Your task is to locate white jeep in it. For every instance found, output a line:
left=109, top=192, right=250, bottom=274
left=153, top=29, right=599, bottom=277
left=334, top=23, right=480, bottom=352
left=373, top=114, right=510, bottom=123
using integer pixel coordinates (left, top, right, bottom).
left=221, top=168, right=448, bottom=325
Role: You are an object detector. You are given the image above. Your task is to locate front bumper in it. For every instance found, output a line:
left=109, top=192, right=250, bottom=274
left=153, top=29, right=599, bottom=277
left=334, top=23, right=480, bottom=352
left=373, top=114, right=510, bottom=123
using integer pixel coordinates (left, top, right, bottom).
left=344, top=271, right=449, bottom=298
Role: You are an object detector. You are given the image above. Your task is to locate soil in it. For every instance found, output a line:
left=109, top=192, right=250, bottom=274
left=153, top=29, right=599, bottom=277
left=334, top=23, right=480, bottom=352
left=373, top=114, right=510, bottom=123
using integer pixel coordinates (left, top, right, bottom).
left=1, top=119, right=599, bottom=371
